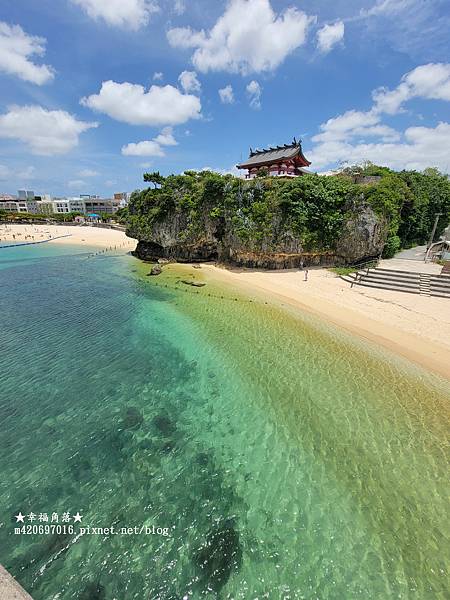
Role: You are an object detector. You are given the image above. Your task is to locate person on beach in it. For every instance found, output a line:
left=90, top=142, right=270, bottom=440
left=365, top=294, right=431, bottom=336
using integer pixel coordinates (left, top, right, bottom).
left=304, top=269, right=308, bottom=281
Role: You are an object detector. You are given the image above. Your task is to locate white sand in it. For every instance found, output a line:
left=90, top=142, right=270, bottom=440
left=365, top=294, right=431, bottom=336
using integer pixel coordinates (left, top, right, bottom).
left=200, top=264, right=450, bottom=381
left=0, top=224, right=136, bottom=250
left=3, top=223, right=448, bottom=379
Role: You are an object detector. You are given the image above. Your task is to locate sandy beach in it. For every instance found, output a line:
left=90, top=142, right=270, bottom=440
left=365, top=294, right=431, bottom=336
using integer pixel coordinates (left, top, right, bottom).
left=198, top=262, right=450, bottom=381
left=2, top=223, right=449, bottom=379
left=0, top=224, right=136, bottom=250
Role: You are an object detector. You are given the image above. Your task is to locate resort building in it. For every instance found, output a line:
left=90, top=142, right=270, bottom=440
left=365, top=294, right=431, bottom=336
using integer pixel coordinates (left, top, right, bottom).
left=237, top=138, right=311, bottom=179
left=83, top=198, right=121, bottom=215
left=53, top=199, right=71, bottom=213
left=0, top=191, right=128, bottom=216
left=0, top=199, right=32, bottom=213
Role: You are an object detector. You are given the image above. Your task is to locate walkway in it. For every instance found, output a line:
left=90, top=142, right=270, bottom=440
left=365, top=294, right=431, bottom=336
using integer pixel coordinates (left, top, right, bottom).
left=0, top=565, right=33, bottom=599
left=0, top=235, right=72, bottom=249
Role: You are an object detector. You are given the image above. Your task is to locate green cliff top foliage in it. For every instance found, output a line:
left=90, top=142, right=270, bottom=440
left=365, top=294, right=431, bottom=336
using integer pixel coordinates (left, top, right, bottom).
left=123, top=165, right=450, bottom=258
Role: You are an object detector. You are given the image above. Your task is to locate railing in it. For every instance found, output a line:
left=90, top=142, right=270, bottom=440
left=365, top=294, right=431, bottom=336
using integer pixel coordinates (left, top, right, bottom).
left=349, top=255, right=382, bottom=287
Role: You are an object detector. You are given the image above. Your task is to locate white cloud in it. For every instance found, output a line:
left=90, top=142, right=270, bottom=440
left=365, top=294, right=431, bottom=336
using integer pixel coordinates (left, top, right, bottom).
left=219, top=85, right=235, bottom=104
left=0, top=164, right=36, bottom=181
left=153, top=71, right=163, bottom=81
left=373, top=63, right=450, bottom=114
left=78, top=168, right=99, bottom=177
left=154, top=126, right=177, bottom=146
left=246, top=80, right=262, bottom=109
left=167, top=0, right=316, bottom=74
left=122, top=126, right=177, bottom=157
left=68, top=179, right=87, bottom=188
left=361, top=0, right=415, bottom=18
left=310, top=122, right=450, bottom=172
left=17, top=165, right=36, bottom=180
left=357, top=0, right=449, bottom=60
left=0, top=105, right=98, bottom=155
left=312, top=110, right=380, bottom=143
left=71, top=0, right=159, bottom=30
left=178, top=70, right=201, bottom=93
left=0, top=21, right=54, bottom=85
left=309, top=63, right=450, bottom=172
left=316, top=21, right=344, bottom=54
left=81, top=80, right=201, bottom=126
left=122, top=127, right=178, bottom=156
left=0, top=165, right=11, bottom=180
left=173, top=0, right=185, bottom=15
left=122, top=140, right=165, bottom=156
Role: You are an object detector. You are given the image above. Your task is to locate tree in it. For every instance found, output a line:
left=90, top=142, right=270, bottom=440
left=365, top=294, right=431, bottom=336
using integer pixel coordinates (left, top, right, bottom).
left=143, top=171, right=165, bottom=188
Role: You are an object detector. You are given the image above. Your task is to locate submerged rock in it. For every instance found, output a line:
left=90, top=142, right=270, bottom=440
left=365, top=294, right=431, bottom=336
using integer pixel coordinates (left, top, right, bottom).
left=195, top=452, right=210, bottom=467
left=195, top=519, right=242, bottom=593
left=152, top=414, right=176, bottom=436
left=121, top=406, right=144, bottom=430
left=79, top=582, right=105, bottom=600
left=69, top=457, right=92, bottom=480
left=160, top=440, right=176, bottom=454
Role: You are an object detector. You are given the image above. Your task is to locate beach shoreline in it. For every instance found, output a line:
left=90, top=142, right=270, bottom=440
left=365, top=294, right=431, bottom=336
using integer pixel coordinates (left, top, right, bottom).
left=0, top=223, right=136, bottom=250
left=192, top=263, right=450, bottom=381
left=3, top=223, right=449, bottom=380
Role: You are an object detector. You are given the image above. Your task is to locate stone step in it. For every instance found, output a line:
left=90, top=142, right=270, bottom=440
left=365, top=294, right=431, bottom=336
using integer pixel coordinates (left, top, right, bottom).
left=354, top=280, right=421, bottom=294
left=358, top=275, right=419, bottom=290
left=353, top=280, right=450, bottom=298
left=374, top=268, right=450, bottom=282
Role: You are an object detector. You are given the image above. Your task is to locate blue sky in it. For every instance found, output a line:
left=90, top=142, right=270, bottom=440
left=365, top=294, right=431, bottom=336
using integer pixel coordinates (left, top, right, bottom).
left=0, top=0, right=449, bottom=196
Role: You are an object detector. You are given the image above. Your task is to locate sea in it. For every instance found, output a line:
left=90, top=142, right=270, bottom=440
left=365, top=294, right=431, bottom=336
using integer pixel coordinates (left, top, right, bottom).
left=0, top=242, right=448, bottom=599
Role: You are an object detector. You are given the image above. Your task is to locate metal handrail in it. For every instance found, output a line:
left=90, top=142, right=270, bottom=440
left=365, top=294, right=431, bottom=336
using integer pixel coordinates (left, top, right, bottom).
left=349, top=255, right=381, bottom=287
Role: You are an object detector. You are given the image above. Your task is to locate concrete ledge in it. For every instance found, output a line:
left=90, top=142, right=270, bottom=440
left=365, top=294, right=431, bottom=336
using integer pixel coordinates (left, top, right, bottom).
left=0, top=565, right=33, bottom=599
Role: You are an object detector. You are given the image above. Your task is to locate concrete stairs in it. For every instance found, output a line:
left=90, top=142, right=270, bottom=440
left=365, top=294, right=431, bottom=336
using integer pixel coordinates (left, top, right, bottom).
left=347, top=267, right=450, bottom=298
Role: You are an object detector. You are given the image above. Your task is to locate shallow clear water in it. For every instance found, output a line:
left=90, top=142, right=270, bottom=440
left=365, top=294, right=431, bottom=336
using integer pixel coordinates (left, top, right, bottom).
left=0, top=245, right=448, bottom=599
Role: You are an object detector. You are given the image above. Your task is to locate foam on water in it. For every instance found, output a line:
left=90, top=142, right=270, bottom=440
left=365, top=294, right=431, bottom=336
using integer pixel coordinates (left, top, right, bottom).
left=0, top=246, right=448, bottom=599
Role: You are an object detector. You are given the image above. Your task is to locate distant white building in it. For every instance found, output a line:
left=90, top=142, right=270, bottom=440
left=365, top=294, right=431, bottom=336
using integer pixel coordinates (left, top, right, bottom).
left=52, top=199, right=71, bottom=213
left=68, top=198, right=85, bottom=213
left=1, top=192, right=121, bottom=217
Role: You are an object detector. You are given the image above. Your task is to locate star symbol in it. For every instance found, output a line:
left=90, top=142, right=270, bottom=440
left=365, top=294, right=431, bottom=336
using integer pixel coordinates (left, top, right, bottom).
left=15, top=512, right=25, bottom=523
left=73, top=512, right=83, bottom=523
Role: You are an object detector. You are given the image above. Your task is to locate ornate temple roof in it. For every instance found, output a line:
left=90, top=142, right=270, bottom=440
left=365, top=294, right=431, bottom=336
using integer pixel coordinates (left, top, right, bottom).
left=237, top=138, right=311, bottom=169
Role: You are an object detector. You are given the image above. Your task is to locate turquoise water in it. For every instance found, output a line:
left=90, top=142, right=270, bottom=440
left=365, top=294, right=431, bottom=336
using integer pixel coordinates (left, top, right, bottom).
left=0, top=244, right=448, bottom=599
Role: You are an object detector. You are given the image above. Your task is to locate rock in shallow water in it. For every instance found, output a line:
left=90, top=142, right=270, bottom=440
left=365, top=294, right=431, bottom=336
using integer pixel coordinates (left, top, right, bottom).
left=148, top=265, right=162, bottom=276
left=194, top=518, right=242, bottom=593
left=180, top=279, right=206, bottom=287
left=121, top=406, right=144, bottom=430
left=152, top=414, right=176, bottom=436
left=79, top=582, right=105, bottom=599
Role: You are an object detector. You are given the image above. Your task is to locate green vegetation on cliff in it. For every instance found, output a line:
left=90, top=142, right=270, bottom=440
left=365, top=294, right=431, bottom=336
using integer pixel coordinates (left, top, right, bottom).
left=124, top=165, right=450, bottom=263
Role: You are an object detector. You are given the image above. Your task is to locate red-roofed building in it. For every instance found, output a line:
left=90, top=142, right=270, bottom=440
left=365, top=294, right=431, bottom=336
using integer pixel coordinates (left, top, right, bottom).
left=237, top=138, right=311, bottom=179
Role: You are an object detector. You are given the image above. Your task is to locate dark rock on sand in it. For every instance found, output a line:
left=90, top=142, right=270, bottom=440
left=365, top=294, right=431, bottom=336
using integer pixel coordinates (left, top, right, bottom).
left=148, top=265, right=162, bottom=276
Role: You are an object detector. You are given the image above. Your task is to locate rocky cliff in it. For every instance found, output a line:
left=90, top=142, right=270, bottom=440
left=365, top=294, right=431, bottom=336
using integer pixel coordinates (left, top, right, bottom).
left=128, top=202, right=387, bottom=269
